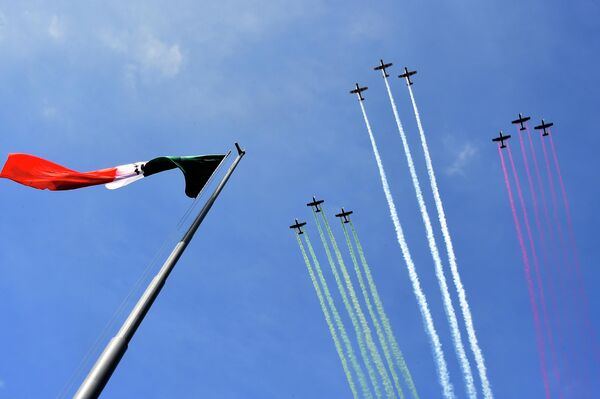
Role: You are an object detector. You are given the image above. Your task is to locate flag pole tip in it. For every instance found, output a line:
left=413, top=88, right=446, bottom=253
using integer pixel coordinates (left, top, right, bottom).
left=234, top=142, right=245, bottom=155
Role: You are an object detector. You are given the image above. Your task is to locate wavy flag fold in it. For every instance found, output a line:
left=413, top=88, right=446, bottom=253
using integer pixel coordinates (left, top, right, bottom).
left=0, top=153, right=225, bottom=198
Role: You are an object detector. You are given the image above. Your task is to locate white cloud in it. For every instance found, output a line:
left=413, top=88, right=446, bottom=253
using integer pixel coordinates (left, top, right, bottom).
left=346, top=10, right=390, bottom=40
left=446, top=142, right=478, bottom=176
left=48, top=15, right=65, bottom=41
left=98, top=29, right=127, bottom=52
left=99, top=30, right=183, bottom=83
left=138, top=35, right=182, bottom=78
left=123, top=63, right=138, bottom=90
left=42, top=104, right=58, bottom=119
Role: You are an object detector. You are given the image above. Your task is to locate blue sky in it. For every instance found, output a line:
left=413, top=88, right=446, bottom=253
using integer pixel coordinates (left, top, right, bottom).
left=0, top=1, right=598, bottom=398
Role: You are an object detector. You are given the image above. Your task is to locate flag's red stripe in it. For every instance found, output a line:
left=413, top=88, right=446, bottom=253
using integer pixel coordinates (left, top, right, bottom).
left=0, top=153, right=117, bottom=191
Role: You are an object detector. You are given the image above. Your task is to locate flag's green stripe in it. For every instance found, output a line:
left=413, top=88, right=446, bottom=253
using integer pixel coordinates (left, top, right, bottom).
left=305, top=232, right=373, bottom=399
left=296, top=235, right=359, bottom=399
left=350, top=221, right=420, bottom=399
left=143, top=154, right=226, bottom=198
left=342, top=221, right=406, bottom=399
left=320, top=211, right=395, bottom=399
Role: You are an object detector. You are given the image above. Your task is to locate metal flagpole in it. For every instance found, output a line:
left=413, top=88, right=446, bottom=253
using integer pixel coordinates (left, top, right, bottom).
left=73, top=143, right=246, bottom=399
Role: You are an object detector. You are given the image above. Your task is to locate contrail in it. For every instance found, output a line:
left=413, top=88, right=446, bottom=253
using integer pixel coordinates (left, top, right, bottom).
left=349, top=220, right=420, bottom=399
left=506, top=144, right=561, bottom=395
left=313, top=210, right=383, bottom=398
left=340, top=219, right=407, bottom=399
left=498, top=145, right=551, bottom=399
left=320, top=211, right=396, bottom=399
left=304, top=232, right=374, bottom=399
left=356, top=97, right=455, bottom=399
left=296, top=234, right=359, bottom=398
left=383, top=77, right=476, bottom=399
left=406, top=81, right=493, bottom=399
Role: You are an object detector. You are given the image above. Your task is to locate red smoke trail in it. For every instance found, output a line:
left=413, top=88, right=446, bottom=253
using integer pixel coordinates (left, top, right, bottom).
left=548, top=133, right=599, bottom=360
left=527, top=129, right=564, bottom=284
left=506, top=143, right=562, bottom=397
left=509, top=131, right=562, bottom=390
left=540, top=136, right=566, bottom=253
left=518, top=132, right=545, bottom=251
left=539, top=136, right=573, bottom=313
left=541, top=133, right=596, bottom=389
left=527, top=130, right=568, bottom=296
left=498, top=145, right=551, bottom=399
left=506, top=142, right=562, bottom=397
left=548, top=133, right=575, bottom=247
left=527, top=129, right=568, bottom=312
left=529, top=128, right=578, bottom=391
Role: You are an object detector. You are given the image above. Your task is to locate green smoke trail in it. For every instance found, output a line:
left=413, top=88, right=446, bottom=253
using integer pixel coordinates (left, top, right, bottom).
left=304, top=232, right=373, bottom=399
left=312, top=211, right=382, bottom=399
left=296, top=235, right=359, bottom=399
left=341, top=221, right=406, bottom=399
left=319, top=211, right=396, bottom=399
left=350, top=220, right=420, bottom=399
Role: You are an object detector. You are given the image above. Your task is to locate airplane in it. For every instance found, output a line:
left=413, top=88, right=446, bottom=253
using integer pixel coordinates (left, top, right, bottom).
left=492, top=131, right=512, bottom=148
left=335, top=208, right=353, bottom=224
left=534, top=119, right=554, bottom=136
left=398, top=67, right=417, bottom=85
left=289, top=219, right=307, bottom=235
left=511, top=113, right=531, bottom=131
left=350, top=83, right=368, bottom=101
left=306, top=196, right=324, bottom=212
left=374, top=59, right=393, bottom=78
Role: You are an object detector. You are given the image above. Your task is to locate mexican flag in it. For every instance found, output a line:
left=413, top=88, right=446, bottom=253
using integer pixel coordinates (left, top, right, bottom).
left=0, top=153, right=226, bottom=198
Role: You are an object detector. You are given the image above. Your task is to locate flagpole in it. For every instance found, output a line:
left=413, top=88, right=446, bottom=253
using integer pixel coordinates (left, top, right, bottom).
left=73, top=143, right=246, bottom=399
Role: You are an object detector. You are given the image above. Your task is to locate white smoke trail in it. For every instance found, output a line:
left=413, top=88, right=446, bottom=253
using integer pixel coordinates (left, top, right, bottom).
left=383, top=77, right=477, bottom=399
left=406, top=83, right=494, bottom=399
left=357, top=97, right=455, bottom=399
left=296, top=234, right=359, bottom=399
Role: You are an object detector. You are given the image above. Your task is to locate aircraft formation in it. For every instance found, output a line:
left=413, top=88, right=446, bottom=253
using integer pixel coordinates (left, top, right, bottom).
left=291, top=58, right=594, bottom=399
left=492, top=116, right=554, bottom=149
left=292, top=60, right=494, bottom=399
left=492, top=111, right=596, bottom=399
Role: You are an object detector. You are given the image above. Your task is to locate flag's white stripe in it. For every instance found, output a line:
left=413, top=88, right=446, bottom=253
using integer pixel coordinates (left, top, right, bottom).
left=105, top=162, right=146, bottom=190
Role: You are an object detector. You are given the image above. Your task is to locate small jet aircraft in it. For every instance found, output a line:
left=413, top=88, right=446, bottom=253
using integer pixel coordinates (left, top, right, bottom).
left=398, top=67, right=417, bottom=85
left=335, top=208, right=353, bottom=224
left=534, top=119, right=554, bottom=136
left=289, top=219, right=307, bottom=235
left=492, top=131, right=512, bottom=148
left=350, top=83, right=368, bottom=101
left=374, top=59, right=393, bottom=78
left=307, top=196, right=324, bottom=212
left=511, top=113, right=531, bottom=131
